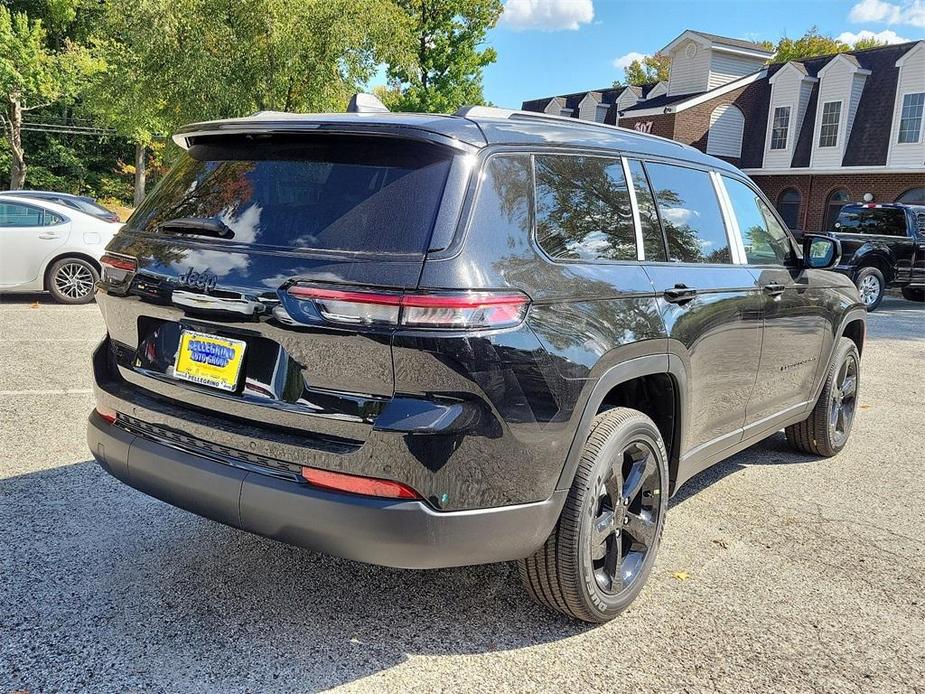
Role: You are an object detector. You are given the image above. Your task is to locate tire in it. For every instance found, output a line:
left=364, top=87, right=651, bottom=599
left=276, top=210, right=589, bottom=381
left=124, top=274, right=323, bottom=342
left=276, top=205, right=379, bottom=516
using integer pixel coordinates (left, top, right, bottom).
left=47, top=257, right=99, bottom=304
left=785, top=337, right=860, bottom=457
left=519, top=407, right=669, bottom=623
left=901, top=286, right=924, bottom=303
left=855, top=266, right=885, bottom=311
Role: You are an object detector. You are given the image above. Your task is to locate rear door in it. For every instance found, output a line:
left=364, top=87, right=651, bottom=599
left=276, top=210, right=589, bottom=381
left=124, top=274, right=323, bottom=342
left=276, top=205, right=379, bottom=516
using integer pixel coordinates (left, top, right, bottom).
left=0, top=201, right=69, bottom=287
left=96, top=134, right=458, bottom=443
left=636, top=161, right=763, bottom=468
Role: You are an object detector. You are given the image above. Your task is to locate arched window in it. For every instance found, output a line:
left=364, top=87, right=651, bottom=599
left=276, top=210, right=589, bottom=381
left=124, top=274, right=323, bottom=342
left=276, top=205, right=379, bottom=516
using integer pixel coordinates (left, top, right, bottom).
left=776, top=188, right=802, bottom=229
left=706, top=104, right=745, bottom=158
left=896, top=187, right=925, bottom=205
left=825, top=189, right=850, bottom=230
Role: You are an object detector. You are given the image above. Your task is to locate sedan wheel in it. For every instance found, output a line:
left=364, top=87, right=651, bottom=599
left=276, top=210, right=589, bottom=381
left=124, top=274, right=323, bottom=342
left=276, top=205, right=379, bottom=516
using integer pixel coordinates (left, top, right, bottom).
left=47, top=258, right=99, bottom=304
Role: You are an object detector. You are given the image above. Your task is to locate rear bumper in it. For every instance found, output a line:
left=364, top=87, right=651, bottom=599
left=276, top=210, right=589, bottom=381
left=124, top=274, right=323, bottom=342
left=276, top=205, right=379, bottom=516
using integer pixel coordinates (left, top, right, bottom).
left=88, top=411, right=565, bottom=569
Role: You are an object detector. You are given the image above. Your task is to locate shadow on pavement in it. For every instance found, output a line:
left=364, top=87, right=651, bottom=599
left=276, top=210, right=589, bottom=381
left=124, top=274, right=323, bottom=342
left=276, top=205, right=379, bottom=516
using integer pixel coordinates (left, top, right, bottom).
left=670, top=431, right=819, bottom=506
left=0, top=460, right=585, bottom=691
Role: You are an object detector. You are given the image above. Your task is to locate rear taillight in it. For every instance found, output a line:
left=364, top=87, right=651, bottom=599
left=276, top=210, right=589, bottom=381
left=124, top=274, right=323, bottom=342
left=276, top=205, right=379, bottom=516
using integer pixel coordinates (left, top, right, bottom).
left=300, top=466, right=421, bottom=500
left=100, top=253, right=136, bottom=283
left=287, top=285, right=530, bottom=330
left=100, top=254, right=136, bottom=271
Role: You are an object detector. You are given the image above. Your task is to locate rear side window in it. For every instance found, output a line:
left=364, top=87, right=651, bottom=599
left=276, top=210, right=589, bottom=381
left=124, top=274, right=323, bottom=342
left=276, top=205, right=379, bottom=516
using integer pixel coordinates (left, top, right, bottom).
left=645, top=163, right=731, bottom=264
left=835, top=207, right=908, bottom=237
left=534, top=154, right=636, bottom=261
left=125, top=136, right=453, bottom=254
left=723, top=177, right=793, bottom=265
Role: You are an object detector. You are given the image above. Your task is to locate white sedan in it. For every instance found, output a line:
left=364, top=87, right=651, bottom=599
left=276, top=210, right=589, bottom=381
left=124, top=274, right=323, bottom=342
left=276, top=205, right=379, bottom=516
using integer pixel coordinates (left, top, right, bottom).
left=0, top=194, right=122, bottom=304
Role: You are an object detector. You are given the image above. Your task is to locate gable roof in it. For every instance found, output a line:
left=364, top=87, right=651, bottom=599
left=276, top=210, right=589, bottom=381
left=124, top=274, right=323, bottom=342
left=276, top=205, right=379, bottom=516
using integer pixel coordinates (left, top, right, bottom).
left=662, top=30, right=774, bottom=57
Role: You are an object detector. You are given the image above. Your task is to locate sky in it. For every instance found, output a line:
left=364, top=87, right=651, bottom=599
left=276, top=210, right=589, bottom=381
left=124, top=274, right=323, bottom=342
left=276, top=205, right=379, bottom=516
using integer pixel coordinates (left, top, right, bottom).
left=479, top=0, right=925, bottom=108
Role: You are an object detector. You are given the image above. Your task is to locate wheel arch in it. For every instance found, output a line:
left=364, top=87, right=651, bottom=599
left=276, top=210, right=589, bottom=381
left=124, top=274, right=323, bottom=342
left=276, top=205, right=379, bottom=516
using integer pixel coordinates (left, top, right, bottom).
left=42, top=252, right=102, bottom=290
left=555, top=355, right=687, bottom=497
left=853, top=249, right=895, bottom=284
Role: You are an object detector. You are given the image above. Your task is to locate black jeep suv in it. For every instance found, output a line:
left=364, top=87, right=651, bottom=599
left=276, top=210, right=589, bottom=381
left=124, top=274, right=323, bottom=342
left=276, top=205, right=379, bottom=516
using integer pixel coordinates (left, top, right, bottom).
left=88, top=101, right=866, bottom=623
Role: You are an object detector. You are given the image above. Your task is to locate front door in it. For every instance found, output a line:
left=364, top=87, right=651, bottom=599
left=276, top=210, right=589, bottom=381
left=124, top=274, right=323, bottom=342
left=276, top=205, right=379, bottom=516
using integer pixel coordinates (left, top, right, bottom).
left=720, top=175, right=830, bottom=429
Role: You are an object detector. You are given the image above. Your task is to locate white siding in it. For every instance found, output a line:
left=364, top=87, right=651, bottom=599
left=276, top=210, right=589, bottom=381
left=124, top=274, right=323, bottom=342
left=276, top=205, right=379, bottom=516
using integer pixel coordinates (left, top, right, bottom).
left=888, top=43, right=925, bottom=167
left=647, top=81, right=668, bottom=99
left=616, top=89, right=639, bottom=111
left=706, top=104, right=745, bottom=157
left=709, top=52, right=766, bottom=89
left=764, top=70, right=802, bottom=169
left=811, top=59, right=856, bottom=168
left=668, top=39, right=711, bottom=96
left=577, top=94, right=599, bottom=121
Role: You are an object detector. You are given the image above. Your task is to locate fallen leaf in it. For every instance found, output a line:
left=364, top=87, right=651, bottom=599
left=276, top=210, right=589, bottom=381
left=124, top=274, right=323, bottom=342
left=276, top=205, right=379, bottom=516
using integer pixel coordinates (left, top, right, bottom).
left=671, top=571, right=690, bottom=581
left=29, top=301, right=39, bottom=309
left=712, top=539, right=729, bottom=549
left=859, top=404, right=871, bottom=410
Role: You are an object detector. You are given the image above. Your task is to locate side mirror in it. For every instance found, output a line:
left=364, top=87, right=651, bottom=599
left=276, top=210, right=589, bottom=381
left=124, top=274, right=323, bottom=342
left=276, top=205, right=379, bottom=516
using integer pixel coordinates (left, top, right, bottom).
left=803, top=234, right=841, bottom=269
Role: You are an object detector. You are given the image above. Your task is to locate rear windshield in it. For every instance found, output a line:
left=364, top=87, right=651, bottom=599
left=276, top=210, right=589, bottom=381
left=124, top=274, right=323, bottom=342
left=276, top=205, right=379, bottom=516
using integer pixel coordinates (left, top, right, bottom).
left=835, top=207, right=907, bottom=236
left=125, top=136, right=453, bottom=254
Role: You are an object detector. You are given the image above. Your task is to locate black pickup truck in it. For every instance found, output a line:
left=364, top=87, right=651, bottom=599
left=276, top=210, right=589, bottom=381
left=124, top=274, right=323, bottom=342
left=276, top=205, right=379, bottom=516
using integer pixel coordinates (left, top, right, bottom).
left=796, top=203, right=925, bottom=310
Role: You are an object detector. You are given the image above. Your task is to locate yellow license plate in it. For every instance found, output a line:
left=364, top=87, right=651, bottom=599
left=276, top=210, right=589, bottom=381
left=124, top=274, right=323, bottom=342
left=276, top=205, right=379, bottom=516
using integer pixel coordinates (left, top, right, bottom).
left=173, top=330, right=246, bottom=392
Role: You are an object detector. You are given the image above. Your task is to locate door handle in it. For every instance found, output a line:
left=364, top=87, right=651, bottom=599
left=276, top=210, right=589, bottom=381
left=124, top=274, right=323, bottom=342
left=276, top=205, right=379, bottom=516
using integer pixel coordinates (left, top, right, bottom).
left=763, top=282, right=786, bottom=297
left=663, top=284, right=698, bottom=304
left=37, top=233, right=60, bottom=240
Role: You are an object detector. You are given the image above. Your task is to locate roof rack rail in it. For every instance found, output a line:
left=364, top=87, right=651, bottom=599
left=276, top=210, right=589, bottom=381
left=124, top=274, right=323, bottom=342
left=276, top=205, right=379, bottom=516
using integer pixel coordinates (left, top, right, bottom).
left=453, top=104, right=688, bottom=148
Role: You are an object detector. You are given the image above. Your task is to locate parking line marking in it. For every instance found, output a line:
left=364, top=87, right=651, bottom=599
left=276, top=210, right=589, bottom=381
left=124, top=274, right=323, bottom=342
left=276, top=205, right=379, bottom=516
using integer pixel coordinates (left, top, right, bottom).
left=0, top=338, right=101, bottom=343
left=0, top=389, right=93, bottom=395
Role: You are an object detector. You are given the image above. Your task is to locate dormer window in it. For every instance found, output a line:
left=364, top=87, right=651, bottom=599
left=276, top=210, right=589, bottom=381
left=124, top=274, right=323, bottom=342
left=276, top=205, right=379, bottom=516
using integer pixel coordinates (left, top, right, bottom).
left=898, top=92, right=925, bottom=143
left=818, top=101, right=842, bottom=148
left=770, top=106, right=791, bottom=150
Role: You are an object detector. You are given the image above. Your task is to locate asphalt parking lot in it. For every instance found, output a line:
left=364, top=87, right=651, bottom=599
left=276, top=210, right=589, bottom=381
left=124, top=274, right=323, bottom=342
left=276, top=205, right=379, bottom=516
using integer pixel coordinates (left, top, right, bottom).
left=0, top=293, right=923, bottom=693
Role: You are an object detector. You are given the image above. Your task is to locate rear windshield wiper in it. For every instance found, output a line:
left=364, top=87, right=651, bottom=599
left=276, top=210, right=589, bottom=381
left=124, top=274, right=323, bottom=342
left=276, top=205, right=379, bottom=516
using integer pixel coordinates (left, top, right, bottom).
left=156, top=217, right=234, bottom=239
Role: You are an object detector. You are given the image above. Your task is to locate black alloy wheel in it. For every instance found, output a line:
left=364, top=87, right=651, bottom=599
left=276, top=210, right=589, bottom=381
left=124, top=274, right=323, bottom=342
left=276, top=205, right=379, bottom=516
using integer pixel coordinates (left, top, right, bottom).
left=590, top=440, right=661, bottom=595
left=519, top=407, right=669, bottom=623
left=786, top=337, right=861, bottom=457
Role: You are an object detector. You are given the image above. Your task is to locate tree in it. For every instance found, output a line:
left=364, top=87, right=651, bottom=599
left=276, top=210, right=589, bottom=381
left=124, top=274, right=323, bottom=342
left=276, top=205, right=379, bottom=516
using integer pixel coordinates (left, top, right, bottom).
left=620, top=53, right=671, bottom=87
left=772, top=27, right=852, bottom=63
left=88, top=0, right=411, bottom=202
left=386, top=0, right=502, bottom=113
left=0, top=6, right=102, bottom=188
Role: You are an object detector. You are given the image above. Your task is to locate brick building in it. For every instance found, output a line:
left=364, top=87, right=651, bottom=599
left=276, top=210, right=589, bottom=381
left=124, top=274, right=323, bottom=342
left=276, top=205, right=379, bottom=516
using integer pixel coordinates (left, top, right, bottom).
left=523, top=30, right=925, bottom=231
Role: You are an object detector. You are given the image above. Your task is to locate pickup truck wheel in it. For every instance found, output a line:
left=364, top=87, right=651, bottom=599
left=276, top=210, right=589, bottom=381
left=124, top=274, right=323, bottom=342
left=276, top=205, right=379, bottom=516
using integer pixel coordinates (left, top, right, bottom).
left=518, top=407, right=669, bottom=623
left=785, top=337, right=860, bottom=457
left=47, top=257, right=99, bottom=304
left=855, top=267, right=884, bottom=311
left=901, top=286, right=924, bottom=302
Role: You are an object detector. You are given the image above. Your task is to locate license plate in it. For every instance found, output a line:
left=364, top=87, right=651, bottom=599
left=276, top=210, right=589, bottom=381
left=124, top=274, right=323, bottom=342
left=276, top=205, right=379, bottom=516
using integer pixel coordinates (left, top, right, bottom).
left=173, top=330, right=246, bottom=392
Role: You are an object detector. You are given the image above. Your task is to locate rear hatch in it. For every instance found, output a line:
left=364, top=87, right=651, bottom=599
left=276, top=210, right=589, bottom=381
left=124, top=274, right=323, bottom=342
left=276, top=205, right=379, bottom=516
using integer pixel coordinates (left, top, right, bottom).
left=97, top=133, right=457, bottom=444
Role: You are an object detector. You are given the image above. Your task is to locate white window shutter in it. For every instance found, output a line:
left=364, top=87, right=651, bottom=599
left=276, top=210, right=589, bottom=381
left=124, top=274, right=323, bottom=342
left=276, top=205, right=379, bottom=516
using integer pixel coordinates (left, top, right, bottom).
left=706, top=104, right=745, bottom=157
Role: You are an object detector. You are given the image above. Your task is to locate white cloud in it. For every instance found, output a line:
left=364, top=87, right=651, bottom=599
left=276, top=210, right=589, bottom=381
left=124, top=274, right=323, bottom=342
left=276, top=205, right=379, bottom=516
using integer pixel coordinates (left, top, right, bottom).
left=837, top=28, right=911, bottom=44
left=501, top=0, right=594, bottom=31
left=848, top=0, right=925, bottom=28
left=612, top=51, right=647, bottom=70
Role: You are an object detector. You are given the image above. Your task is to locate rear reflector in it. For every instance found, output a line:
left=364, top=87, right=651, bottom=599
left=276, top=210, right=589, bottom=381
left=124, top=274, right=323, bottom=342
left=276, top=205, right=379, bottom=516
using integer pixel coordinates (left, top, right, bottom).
left=300, top=467, right=421, bottom=500
left=287, top=285, right=529, bottom=329
left=95, top=405, right=117, bottom=424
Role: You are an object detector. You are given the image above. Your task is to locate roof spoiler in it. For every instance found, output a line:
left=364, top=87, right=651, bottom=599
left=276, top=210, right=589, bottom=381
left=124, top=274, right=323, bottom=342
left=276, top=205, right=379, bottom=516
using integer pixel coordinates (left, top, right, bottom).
left=346, top=93, right=390, bottom=113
